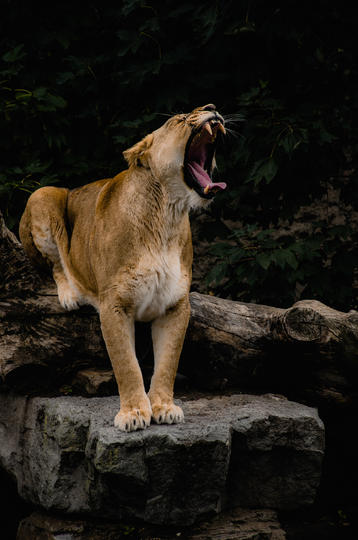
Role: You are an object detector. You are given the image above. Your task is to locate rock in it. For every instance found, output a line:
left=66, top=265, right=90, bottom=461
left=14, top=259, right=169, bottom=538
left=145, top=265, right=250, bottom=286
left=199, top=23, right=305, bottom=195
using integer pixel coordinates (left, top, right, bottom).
left=189, top=507, right=286, bottom=539
left=17, top=507, right=286, bottom=539
left=0, top=393, right=324, bottom=526
left=71, top=368, right=116, bottom=396
left=17, top=512, right=132, bottom=540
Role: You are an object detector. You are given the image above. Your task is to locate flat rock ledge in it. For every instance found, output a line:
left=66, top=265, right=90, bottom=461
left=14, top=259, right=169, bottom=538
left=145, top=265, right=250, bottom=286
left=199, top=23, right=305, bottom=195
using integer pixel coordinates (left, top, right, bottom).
left=0, top=393, right=324, bottom=526
left=17, top=507, right=286, bottom=539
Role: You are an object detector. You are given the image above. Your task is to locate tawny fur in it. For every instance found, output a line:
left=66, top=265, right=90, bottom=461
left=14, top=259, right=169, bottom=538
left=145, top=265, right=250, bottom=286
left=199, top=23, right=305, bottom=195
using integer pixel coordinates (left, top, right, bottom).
left=19, top=105, right=221, bottom=432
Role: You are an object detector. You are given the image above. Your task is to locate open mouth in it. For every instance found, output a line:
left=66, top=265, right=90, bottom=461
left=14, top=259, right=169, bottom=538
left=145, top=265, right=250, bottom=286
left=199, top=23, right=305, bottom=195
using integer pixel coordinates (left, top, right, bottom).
left=184, top=117, right=227, bottom=199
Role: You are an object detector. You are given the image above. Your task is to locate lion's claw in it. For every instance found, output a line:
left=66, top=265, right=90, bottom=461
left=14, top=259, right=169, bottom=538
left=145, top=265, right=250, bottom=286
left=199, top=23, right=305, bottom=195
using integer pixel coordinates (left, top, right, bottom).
left=114, top=407, right=151, bottom=432
left=151, top=403, right=184, bottom=425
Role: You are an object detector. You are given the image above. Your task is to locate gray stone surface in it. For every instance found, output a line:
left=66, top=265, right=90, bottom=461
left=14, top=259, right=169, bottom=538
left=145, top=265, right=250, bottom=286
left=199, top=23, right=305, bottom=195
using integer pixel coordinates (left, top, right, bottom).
left=17, top=512, right=135, bottom=540
left=0, top=393, right=324, bottom=526
left=17, top=508, right=286, bottom=539
left=189, top=507, right=286, bottom=539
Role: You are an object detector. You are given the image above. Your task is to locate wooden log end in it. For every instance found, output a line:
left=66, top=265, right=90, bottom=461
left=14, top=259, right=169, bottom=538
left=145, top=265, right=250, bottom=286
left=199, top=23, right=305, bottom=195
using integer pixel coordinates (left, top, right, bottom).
left=283, top=305, right=326, bottom=342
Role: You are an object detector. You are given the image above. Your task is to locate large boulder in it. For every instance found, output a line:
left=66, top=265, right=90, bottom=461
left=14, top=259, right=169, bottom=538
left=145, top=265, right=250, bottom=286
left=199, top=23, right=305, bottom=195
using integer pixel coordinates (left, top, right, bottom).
left=0, top=392, right=324, bottom=526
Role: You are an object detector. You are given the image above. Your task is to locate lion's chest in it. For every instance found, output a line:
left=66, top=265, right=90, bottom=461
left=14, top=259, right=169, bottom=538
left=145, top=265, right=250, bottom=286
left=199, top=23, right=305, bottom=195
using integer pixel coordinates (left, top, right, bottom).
left=134, top=253, right=188, bottom=322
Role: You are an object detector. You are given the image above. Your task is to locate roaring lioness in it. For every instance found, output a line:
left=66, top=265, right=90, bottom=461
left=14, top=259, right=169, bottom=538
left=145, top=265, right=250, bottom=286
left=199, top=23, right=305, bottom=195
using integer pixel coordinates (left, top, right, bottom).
left=19, top=104, right=227, bottom=432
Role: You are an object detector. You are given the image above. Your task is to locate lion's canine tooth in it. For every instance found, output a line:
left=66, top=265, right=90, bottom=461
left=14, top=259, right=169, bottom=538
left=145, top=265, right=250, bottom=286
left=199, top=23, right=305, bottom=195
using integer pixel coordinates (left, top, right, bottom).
left=218, top=123, right=226, bottom=135
left=204, top=122, right=213, bottom=136
left=203, top=185, right=210, bottom=194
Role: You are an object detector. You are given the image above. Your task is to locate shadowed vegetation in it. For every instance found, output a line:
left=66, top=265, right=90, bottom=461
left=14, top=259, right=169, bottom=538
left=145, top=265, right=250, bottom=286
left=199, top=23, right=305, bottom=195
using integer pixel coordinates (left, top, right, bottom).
left=0, top=1, right=357, bottom=309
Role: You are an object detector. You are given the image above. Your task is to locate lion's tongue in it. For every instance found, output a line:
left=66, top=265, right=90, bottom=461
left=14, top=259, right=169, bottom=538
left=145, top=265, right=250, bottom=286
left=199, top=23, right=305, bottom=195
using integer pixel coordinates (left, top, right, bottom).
left=187, top=162, right=227, bottom=193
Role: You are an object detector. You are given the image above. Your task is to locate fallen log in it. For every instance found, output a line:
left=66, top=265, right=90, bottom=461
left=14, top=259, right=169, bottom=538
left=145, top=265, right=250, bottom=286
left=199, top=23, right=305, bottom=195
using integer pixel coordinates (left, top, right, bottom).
left=1, top=210, right=358, bottom=408
left=183, top=292, right=358, bottom=402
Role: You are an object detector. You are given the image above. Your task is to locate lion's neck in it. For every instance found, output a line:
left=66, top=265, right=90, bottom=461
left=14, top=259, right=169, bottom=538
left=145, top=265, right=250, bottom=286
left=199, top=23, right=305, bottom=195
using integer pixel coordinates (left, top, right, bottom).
left=158, top=168, right=210, bottom=214
left=127, top=170, right=189, bottom=249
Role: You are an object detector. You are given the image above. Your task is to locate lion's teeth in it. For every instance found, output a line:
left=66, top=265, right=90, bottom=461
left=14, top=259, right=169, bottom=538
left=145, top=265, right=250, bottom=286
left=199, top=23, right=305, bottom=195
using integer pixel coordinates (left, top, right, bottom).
left=218, top=123, right=226, bottom=135
left=204, top=185, right=210, bottom=194
left=203, top=122, right=213, bottom=136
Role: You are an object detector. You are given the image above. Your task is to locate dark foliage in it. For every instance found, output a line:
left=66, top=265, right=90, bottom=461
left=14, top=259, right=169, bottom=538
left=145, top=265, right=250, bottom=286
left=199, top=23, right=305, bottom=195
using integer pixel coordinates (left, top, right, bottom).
left=0, top=1, right=357, bottom=309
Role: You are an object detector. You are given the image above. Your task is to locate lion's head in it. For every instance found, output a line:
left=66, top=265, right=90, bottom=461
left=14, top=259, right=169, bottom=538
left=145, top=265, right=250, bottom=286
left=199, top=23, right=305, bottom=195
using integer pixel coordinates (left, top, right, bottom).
left=123, top=104, right=227, bottom=206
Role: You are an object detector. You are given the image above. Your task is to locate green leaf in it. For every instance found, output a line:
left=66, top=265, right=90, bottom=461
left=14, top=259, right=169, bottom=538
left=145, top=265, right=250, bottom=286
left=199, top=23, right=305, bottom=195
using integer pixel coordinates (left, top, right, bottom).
left=284, top=250, right=298, bottom=269
left=279, top=133, right=300, bottom=154
left=210, top=242, right=231, bottom=257
left=46, top=93, right=67, bottom=109
left=234, top=265, right=248, bottom=280
left=247, top=158, right=278, bottom=185
left=256, top=253, right=271, bottom=270
left=2, top=44, right=26, bottom=63
left=15, top=89, right=32, bottom=101
left=56, top=72, right=75, bottom=84
left=274, top=250, right=289, bottom=269
left=32, top=87, right=48, bottom=99
left=230, top=248, right=248, bottom=263
left=35, top=91, right=67, bottom=111
left=207, top=262, right=228, bottom=284
left=262, top=158, right=278, bottom=183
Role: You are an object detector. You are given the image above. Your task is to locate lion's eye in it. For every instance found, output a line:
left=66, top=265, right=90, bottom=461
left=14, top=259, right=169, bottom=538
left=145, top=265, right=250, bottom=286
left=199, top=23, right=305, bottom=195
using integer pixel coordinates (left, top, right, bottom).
left=202, top=104, right=216, bottom=112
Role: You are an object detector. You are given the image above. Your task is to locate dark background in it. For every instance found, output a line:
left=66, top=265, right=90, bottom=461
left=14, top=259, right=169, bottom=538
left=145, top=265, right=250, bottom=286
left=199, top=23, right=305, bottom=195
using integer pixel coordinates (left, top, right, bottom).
left=0, top=0, right=357, bottom=309
left=1, top=3, right=358, bottom=538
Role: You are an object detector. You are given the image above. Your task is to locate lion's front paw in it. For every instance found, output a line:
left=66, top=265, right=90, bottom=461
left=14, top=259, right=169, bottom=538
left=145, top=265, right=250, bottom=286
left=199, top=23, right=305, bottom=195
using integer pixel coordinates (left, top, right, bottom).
left=151, top=402, right=184, bottom=425
left=57, top=281, right=81, bottom=311
left=114, top=406, right=152, bottom=432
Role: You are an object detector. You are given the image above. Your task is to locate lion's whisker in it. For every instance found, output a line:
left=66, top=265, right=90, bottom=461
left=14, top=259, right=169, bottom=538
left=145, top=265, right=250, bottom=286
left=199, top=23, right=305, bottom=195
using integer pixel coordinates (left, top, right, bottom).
left=219, top=127, right=245, bottom=141
left=223, top=114, right=246, bottom=124
left=156, top=112, right=184, bottom=118
left=156, top=112, right=175, bottom=117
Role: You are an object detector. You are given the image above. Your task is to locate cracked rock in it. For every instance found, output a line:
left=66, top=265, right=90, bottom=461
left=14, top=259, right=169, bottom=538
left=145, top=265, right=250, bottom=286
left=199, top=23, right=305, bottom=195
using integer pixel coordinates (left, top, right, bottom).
left=0, top=393, right=324, bottom=526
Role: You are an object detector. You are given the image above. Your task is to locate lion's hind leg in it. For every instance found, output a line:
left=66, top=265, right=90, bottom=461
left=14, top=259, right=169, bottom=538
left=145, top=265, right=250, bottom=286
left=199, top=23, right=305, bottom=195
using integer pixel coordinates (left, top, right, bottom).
left=19, top=186, right=81, bottom=311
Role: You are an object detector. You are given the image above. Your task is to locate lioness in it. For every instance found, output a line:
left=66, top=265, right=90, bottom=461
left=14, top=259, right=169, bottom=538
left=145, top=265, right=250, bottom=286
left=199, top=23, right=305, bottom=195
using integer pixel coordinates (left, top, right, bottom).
left=19, top=104, right=227, bottom=432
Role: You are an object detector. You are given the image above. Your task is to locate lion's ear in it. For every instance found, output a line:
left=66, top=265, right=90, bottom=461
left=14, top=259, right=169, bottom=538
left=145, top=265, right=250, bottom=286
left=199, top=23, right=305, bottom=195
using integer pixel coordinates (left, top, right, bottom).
left=123, top=133, right=153, bottom=168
